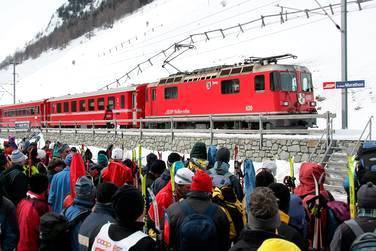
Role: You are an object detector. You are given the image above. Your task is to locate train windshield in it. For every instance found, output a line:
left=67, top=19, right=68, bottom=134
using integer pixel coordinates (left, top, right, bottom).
left=270, top=71, right=297, bottom=92
left=301, top=72, right=313, bottom=92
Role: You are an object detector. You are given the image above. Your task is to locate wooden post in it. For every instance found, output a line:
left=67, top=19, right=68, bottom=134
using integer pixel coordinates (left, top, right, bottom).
left=139, top=119, right=143, bottom=140
left=259, top=114, right=263, bottom=149
left=170, top=117, right=174, bottom=141
left=210, top=115, right=214, bottom=145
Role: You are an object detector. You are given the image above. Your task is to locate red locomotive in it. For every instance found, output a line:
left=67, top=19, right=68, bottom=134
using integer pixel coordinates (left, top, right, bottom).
left=0, top=54, right=317, bottom=129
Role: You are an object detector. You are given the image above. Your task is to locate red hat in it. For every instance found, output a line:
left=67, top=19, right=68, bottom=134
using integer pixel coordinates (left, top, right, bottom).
left=191, top=170, right=213, bottom=193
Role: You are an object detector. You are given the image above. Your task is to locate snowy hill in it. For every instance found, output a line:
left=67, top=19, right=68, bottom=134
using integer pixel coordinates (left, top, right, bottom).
left=0, top=0, right=375, bottom=132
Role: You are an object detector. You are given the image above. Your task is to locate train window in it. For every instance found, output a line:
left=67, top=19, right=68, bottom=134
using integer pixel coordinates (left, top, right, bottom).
left=98, top=98, right=105, bottom=110
left=231, top=68, right=242, bottom=74
left=164, top=87, right=178, bottom=99
left=205, top=76, right=211, bottom=80
left=242, top=66, right=253, bottom=73
left=200, top=77, right=205, bottom=80
left=120, top=95, right=125, bottom=109
left=159, top=79, right=167, bottom=84
left=221, top=79, right=240, bottom=94
left=71, top=101, right=77, bottom=112
left=174, top=76, right=182, bottom=82
left=301, top=73, right=313, bottom=92
left=211, top=75, right=216, bottom=79
left=30, top=108, right=34, bottom=115
left=57, top=103, right=62, bottom=113
left=108, top=96, right=115, bottom=109
left=166, top=78, right=174, bottom=83
left=80, top=100, right=86, bottom=112
left=89, top=99, right=95, bottom=111
left=193, top=78, right=198, bottom=81
left=270, top=72, right=297, bottom=92
left=132, top=93, right=136, bottom=108
left=152, top=89, right=156, bottom=101
left=64, top=102, right=69, bottom=112
left=220, top=69, right=231, bottom=76
left=255, top=75, right=265, bottom=91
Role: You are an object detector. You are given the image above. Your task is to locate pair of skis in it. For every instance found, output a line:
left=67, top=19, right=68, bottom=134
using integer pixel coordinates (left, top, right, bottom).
left=312, top=172, right=325, bottom=251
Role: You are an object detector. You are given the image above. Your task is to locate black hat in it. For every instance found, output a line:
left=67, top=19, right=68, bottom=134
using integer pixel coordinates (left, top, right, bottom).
left=268, top=183, right=291, bottom=213
left=216, top=147, right=230, bottom=163
left=255, top=169, right=275, bottom=187
left=168, top=152, right=182, bottom=166
left=146, top=153, right=158, bottom=165
left=29, top=174, right=49, bottom=194
left=112, top=185, right=144, bottom=225
left=150, top=159, right=166, bottom=175
left=357, top=182, right=376, bottom=209
left=190, top=142, right=207, bottom=160
left=96, top=182, right=118, bottom=204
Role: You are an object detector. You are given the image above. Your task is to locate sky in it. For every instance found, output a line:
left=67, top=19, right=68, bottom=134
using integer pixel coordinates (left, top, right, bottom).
left=0, top=0, right=65, bottom=61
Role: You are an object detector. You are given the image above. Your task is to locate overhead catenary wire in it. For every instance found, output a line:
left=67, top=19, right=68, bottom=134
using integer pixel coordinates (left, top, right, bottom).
left=313, top=0, right=342, bottom=30
left=99, top=0, right=373, bottom=90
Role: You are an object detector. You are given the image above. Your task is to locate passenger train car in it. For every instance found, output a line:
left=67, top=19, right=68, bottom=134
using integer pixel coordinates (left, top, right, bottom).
left=0, top=55, right=317, bottom=129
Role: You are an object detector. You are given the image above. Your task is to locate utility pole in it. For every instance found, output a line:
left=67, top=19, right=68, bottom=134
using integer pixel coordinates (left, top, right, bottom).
left=341, top=0, right=348, bottom=129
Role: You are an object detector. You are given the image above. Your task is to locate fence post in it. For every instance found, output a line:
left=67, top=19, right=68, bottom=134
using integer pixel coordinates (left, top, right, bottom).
left=369, top=116, right=373, bottom=140
left=7, top=123, right=9, bottom=133
left=59, top=121, right=62, bottom=136
left=170, top=117, right=174, bottom=141
left=326, top=111, right=330, bottom=149
left=114, top=120, right=118, bottom=138
left=209, top=115, right=214, bottom=145
left=92, top=121, right=95, bottom=145
left=139, top=119, right=143, bottom=140
left=259, top=114, right=263, bottom=149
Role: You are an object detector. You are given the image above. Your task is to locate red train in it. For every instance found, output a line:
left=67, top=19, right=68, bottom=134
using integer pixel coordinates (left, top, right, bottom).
left=0, top=55, right=317, bottom=129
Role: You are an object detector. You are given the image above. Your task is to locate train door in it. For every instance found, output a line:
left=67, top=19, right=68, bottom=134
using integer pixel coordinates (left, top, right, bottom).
left=132, top=92, right=137, bottom=126
left=151, top=88, right=157, bottom=116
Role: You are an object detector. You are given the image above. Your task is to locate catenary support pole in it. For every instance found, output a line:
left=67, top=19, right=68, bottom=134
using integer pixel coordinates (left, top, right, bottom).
left=341, top=0, right=348, bottom=129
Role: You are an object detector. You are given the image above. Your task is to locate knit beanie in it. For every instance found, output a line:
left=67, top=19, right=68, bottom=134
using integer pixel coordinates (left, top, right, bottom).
left=146, top=153, right=158, bottom=165
left=64, top=153, right=73, bottom=166
left=216, top=147, right=230, bottom=163
left=111, top=148, right=123, bottom=160
left=112, top=185, right=144, bottom=225
left=268, top=183, right=291, bottom=213
left=75, top=176, right=95, bottom=201
left=175, top=168, right=194, bottom=185
left=10, top=150, right=27, bottom=165
left=168, top=152, right=182, bottom=166
left=58, top=144, right=70, bottom=154
left=357, top=182, right=376, bottom=209
left=255, top=169, right=275, bottom=187
left=190, top=142, right=207, bottom=160
left=150, top=159, right=166, bottom=175
left=96, top=182, right=118, bottom=204
left=191, top=170, right=213, bottom=193
left=97, top=153, right=109, bottom=166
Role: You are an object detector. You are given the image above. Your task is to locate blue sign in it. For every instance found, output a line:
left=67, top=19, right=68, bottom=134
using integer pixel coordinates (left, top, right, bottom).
left=335, top=80, right=365, bottom=89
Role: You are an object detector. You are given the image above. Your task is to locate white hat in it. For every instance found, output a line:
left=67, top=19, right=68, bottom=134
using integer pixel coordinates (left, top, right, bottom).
left=111, top=148, right=123, bottom=160
left=174, top=168, right=194, bottom=185
left=260, top=160, right=277, bottom=176
left=37, top=149, right=46, bottom=160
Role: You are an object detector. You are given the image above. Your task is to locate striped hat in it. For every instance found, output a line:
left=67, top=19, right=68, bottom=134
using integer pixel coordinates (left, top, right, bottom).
left=10, top=150, right=27, bottom=164
left=174, top=167, right=194, bottom=185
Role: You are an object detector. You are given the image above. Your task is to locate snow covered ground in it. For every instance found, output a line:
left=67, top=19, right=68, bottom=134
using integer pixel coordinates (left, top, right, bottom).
left=0, top=0, right=375, bottom=135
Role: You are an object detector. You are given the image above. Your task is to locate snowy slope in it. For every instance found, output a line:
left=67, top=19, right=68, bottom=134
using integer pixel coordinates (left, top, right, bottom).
left=0, top=0, right=375, bottom=133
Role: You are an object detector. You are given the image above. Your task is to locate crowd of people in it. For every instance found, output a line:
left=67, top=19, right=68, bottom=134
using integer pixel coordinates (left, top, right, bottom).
left=0, top=135, right=375, bottom=251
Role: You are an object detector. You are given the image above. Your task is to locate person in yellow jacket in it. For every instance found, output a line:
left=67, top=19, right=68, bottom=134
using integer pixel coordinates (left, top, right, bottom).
left=258, top=238, right=301, bottom=251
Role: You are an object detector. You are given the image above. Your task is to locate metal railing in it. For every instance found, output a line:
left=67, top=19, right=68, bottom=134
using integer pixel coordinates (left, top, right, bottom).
left=350, top=115, right=374, bottom=156
left=0, top=112, right=335, bottom=148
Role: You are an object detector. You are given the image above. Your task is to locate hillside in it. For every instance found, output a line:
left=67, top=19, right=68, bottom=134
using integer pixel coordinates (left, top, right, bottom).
left=0, top=0, right=375, bottom=132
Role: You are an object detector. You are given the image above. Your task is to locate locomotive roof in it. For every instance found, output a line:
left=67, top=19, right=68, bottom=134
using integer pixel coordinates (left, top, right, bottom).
left=48, top=86, right=137, bottom=102
left=157, top=63, right=310, bottom=85
left=0, top=99, right=46, bottom=109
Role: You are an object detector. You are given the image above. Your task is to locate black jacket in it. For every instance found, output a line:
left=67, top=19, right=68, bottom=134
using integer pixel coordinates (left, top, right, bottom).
left=0, top=164, right=28, bottom=205
left=330, top=216, right=376, bottom=251
left=165, top=191, right=230, bottom=251
left=278, top=222, right=307, bottom=250
left=151, top=169, right=170, bottom=195
left=230, top=227, right=283, bottom=251
left=78, top=203, right=116, bottom=251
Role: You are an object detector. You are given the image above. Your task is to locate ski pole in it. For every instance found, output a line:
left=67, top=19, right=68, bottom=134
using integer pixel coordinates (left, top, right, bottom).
left=348, top=155, right=356, bottom=219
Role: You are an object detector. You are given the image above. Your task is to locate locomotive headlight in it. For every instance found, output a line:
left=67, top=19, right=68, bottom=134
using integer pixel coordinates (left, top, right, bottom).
left=310, top=101, right=316, bottom=107
left=282, top=101, right=289, bottom=106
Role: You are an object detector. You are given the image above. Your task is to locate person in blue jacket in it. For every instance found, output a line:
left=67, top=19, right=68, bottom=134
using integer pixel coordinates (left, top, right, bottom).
left=48, top=153, right=72, bottom=213
left=0, top=193, right=18, bottom=251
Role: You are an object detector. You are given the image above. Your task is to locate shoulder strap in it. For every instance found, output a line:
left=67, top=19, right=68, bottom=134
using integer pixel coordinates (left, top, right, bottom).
left=69, top=209, right=91, bottom=228
left=345, top=219, right=365, bottom=237
left=203, top=204, right=217, bottom=218
left=118, top=231, right=148, bottom=250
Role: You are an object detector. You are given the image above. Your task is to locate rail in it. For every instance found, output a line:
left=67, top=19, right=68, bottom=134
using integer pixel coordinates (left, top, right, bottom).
left=350, top=115, right=374, bottom=156
left=0, top=112, right=335, bottom=148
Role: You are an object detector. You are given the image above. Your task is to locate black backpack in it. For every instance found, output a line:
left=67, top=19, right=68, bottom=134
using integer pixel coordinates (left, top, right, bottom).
left=39, top=210, right=90, bottom=251
left=178, top=201, right=218, bottom=251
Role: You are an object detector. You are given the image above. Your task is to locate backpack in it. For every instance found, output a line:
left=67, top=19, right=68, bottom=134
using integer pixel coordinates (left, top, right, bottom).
left=0, top=168, right=21, bottom=199
left=178, top=201, right=218, bottom=251
left=326, top=201, right=350, bottom=243
left=345, top=219, right=376, bottom=251
left=39, top=210, right=90, bottom=251
left=212, top=187, right=246, bottom=242
left=356, top=141, right=376, bottom=173
left=210, top=172, right=232, bottom=188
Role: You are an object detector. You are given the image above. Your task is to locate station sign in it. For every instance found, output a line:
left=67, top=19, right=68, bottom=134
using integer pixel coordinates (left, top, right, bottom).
left=323, top=80, right=365, bottom=89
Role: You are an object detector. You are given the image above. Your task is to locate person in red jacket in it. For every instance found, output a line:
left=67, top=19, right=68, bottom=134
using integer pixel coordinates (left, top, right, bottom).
left=148, top=168, right=194, bottom=226
left=17, top=174, right=50, bottom=251
left=101, top=148, right=133, bottom=187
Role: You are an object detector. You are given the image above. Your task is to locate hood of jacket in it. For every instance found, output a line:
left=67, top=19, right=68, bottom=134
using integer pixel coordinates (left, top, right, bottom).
left=294, top=162, right=326, bottom=197
left=212, top=161, right=230, bottom=175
